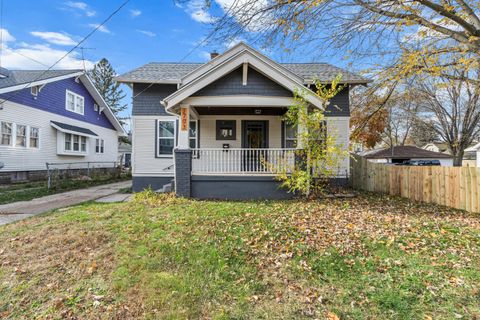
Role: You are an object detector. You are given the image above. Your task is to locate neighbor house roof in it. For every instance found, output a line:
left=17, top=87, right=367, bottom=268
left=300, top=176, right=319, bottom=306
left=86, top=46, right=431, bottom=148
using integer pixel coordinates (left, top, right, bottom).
left=359, top=146, right=454, bottom=159
left=0, top=68, right=82, bottom=90
left=116, top=62, right=370, bottom=85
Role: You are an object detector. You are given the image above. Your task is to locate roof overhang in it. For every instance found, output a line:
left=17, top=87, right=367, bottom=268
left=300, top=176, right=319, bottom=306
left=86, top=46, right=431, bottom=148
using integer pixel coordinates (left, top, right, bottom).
left=51, top=121, right=98, bottom=138
left=0, top=71, right=84, bottom=95
left=79, top=74, right=127, bottom=136
left=161, top=44, right=326, bottom=112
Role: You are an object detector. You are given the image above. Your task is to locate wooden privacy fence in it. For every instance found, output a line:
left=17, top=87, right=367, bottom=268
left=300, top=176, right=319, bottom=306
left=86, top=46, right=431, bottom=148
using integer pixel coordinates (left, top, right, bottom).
left=350, top=155, right=480, bottom=213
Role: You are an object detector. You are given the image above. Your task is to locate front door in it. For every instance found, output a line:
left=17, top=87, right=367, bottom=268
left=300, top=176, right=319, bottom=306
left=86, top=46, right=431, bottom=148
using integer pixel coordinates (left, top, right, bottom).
left=242, top=121, right=268, bottom=171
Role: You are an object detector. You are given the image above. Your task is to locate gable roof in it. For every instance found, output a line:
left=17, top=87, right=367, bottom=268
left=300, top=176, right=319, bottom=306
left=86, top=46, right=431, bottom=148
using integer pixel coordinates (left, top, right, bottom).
left=116, top=50, right=370, bottom=85
left=160, top=43, right=328, bottom=111
left=360, top=146, right=453, bottom=159
left=0, top=69, right=83, bottom=92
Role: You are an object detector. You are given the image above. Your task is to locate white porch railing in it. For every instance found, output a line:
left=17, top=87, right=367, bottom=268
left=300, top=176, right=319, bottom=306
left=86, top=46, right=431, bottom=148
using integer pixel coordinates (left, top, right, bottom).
left=191, top=148, right=296, bottom=174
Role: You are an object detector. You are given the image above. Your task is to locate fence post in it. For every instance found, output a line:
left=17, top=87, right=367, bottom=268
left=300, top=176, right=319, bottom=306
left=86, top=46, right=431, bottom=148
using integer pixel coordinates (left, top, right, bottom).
left=46, top=163, right=51, bottom=189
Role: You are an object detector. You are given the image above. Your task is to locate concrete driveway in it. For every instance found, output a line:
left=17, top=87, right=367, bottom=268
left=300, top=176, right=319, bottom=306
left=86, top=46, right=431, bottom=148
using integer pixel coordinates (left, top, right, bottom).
left=0, top=180, right=131, bottom=225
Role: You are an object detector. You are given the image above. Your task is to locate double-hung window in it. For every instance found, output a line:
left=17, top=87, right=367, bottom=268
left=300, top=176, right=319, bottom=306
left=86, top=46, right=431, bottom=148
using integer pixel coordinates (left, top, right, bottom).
left=0, top=121, right=12, bottom=146
left=66, top=90, right=84, bottom=114
left=16, top=125, right=27, bottom=147
left=157, top=120, right=175, bottom=156
left=284, top=122, right=297, bottom=148
left=95, top=138, right=105, bottom=154
left=64, top=133, right=87, bottom=153
left=30, top=127, right=39, bottom=148
left=189, top=120, right=198, bottom=149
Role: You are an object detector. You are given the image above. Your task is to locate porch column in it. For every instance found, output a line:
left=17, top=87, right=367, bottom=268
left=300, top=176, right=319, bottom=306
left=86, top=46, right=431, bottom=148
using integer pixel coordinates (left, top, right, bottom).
left=177, top=104, right=190, bottom=149
left=295, top=107, right=307, bottom=171
left=175, top=104, right=192, bottom=197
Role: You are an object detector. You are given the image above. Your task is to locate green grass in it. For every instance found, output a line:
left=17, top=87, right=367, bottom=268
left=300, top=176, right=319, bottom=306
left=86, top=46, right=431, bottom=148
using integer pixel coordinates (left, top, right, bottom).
left=0, top=191, right=479, bottom=319
left=0, top=175, right=130, bottom=205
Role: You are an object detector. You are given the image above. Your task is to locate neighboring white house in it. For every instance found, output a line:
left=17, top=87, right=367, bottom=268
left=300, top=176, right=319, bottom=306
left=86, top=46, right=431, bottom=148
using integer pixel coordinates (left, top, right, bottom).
left=359, top=145, right=454, bottom=166
left=116, top=42, right=371, bottom=199
left=0, top=68, right=126, bottom=182
left=465, top=143, right=480, bottom=167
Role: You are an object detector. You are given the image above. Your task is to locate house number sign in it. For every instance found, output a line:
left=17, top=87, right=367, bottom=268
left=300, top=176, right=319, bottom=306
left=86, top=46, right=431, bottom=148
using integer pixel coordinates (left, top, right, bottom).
left=180, top=107, right=189, bottom=131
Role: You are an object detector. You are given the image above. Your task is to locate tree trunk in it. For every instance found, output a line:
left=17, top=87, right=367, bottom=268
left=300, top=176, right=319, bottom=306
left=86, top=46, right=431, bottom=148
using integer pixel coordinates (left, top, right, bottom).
left=453, top=152, right=464, bottom=167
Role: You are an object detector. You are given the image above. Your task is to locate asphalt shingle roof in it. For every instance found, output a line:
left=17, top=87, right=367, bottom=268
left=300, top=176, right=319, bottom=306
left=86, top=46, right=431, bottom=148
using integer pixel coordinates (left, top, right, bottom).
left=51, top=121, right=98, bottom=136
left=0, top=69, right=82, bottom=90
left=359, top=146, right=453, bottom=159
left=116, top=62, right=369, bottom=84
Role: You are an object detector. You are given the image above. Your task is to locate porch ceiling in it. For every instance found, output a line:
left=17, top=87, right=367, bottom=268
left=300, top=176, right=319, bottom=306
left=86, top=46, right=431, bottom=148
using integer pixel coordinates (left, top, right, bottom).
left=194, top=106, right=288, bottom=116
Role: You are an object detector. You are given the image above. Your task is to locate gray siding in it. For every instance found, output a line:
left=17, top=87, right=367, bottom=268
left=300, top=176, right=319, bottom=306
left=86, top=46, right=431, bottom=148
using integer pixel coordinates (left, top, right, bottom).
left=325, top=87, right=349, bottom=117
left=193, top=67, right=292, bottom=97
left=132, top=83, right=177, bottom=115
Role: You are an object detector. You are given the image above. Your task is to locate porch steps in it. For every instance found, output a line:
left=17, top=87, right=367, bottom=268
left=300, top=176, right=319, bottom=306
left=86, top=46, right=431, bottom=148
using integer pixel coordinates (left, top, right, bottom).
left=157, top=179, right=175, bottom=193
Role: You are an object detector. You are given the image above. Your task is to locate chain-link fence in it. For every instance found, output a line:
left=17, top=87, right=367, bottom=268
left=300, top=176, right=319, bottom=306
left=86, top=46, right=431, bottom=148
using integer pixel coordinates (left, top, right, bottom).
left=46, top=161, right=122, bottom=189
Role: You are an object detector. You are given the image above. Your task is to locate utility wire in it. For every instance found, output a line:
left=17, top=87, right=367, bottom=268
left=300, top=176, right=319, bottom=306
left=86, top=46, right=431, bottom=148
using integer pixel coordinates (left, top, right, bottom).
left=0, top=0, right=130, bottom=106
left=132, top=0, right=239, bottom=100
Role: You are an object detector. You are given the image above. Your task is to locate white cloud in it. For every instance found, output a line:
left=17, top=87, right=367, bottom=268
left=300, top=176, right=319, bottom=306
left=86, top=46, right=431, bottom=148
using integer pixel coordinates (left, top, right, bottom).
left=88, top=23, right=111, bottom=34
left=130, top=9, right=142, bottom=17
left=0, top=28, right=93, bottom=70
left=136, top=30, right=156, bottom=37
left=0, top=28, right=15, bottom=42
left=2, top=43, right=93, bottom=70
left=186, top=0, right=215, bottom=23
left=30, top=31, right=77, bottom=46
left=64, top=1, right=96, bottom=17
left=225, top=36, right=243, bottom=49
left=199, top=51, right=211, bottom=61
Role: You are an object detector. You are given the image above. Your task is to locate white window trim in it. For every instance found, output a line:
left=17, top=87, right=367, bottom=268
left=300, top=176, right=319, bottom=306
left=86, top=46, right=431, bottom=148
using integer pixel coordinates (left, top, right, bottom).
left=63, top=132, right=88, bottom=155
left=0, top=121, right=13, bottom=147
left=156, top=119, right=176, bottom=158
left=28, top=126, right=40, bottom=149
left=31, top=86, right=39, bottom=96
left=95, top=138, right=105, bottom=154
left=65, top=89, right=85, bottom=115
left=189, top=119, right=198, bottom=149
left=284, top=122, right=297, bottom=149
left=15, top=123, right=27, bottom=148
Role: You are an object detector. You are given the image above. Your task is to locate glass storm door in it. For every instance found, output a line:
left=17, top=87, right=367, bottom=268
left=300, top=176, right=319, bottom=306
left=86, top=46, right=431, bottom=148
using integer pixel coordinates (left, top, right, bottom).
left=242, top=121, right=268, bottom=171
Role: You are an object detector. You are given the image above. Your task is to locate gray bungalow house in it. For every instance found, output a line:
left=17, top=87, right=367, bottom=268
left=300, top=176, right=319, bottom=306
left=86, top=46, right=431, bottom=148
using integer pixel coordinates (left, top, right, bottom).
left=116, top=43, right=369, bottom=199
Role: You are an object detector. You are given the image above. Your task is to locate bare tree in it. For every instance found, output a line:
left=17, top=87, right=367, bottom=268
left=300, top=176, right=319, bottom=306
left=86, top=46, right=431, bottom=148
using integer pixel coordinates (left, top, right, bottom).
left=416, top=69, right=480, bottom=166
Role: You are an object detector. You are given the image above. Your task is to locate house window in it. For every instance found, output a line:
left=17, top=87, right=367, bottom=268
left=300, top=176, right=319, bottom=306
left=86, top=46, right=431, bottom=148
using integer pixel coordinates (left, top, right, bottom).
left=157, top=120, right=175, bottom=156
left=64, top=133, right=87, bottom=153
left=30, top=127, right=39, bottom=148
left=0, top=121, right=12, bottom=146
left=31, top=86, right=39, bottom=96
left=216, top=120, right=236, bottom=140
left=16, top=124, right=27, bottom=147
left=66, top=90, right=84, bottom=115
left=94, top=103, right=98, bottom=112
left=81, top=136, right=87, bottom=152
left=189, top=120, right=198, bottom=149
left=65, top=133, right=72, bottom=150
left=96, top=138, right=105, bottom=154
left=284, top=122, right=297, bottom=148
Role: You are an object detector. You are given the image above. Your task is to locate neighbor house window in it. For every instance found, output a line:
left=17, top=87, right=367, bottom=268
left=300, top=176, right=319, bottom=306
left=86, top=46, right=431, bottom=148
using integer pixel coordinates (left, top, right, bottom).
left=16, top=124, right=27, bottom=147
left=66, top=90, right=84, bottom=114
left=31, top=86, right=39, bottom=96
left=157, top=120, right=175, bottom=156
left=189, top=120, right=198, bottom=149
left=30, top=127, right=39, bottom=148
left=95, top=138, right=105, bottom=154
left=64, top=133, right=87, bottom=153
left=81, top=136, right=87, bottom=152
left=284, top=122, right=297, bottom=148
left=0, top=121, right=12, bottom=146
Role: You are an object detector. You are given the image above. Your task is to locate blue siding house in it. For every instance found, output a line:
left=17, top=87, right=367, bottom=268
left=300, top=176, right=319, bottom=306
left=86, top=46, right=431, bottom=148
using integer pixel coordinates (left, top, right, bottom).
left=0, top=68, right=125, bottom=182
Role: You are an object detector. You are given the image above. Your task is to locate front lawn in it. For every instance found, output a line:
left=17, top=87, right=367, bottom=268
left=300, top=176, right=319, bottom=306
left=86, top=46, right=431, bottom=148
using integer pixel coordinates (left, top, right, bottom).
left=0, top=192, right=479, bottom=319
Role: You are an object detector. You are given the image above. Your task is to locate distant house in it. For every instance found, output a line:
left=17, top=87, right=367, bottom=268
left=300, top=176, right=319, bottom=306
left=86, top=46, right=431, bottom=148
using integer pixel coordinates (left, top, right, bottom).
left=422, top=142, right=449, bottom=154
left=0, top=68, right=126, bottom=182
left=359, top=145, right=454, bottom=166
left=464, top=143, right=480, bottom=167
left=118, top=141, right=132, bottom=167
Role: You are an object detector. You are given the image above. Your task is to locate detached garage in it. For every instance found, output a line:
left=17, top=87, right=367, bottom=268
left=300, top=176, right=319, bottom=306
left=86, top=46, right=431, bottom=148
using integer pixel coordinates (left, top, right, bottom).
left=359, top=146, right=454, bottom=166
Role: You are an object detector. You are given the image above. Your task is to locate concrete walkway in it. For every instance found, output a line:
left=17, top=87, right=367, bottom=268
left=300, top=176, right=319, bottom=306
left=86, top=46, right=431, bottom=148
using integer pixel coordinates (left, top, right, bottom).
left=0, top=180, right=131, bottom=225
